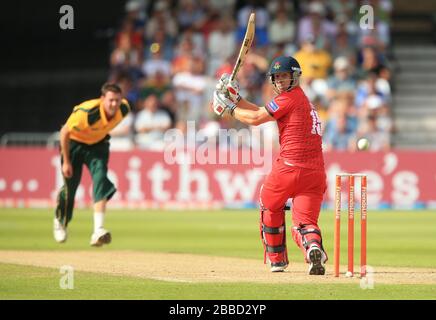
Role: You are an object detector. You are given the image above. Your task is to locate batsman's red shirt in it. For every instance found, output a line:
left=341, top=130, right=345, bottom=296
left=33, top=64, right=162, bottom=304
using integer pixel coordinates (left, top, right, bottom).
left=265, top=86, right=324, bottom=170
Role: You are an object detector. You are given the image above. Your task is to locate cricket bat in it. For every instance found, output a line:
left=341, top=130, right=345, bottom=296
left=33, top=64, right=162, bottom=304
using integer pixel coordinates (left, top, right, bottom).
left=230, top=12, right=255, bottom=81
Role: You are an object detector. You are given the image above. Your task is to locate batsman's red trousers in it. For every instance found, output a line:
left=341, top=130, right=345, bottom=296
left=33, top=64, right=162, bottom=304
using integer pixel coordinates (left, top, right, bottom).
left=259, top=158, right=327, bottom=264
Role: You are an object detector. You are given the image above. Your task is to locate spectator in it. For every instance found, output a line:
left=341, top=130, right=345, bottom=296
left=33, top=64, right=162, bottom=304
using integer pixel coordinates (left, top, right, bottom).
left=331, top=20, right=358, bottom=64
left=328, top=0, right=357, bottom=20
left=214, top=56, right=234, bottom=79
left=141, top=49, right=172, bottom=79
left=115, top=18, right=143, bottom=52
left=323, top=113, right=357, bottom=152
left=172, top=56, right=209, bottom=127
left=237, top=0, right=270, bottom=47
left=268, top=10, right=296, bottom=47
left=323, top=93, right=358, bottom=151
left=358, top=91, right=391, bottom=130
left=177, top=0, right=207, bottom=31
left=180, top=26, right=207, bottom=60
left=199, top=10, right=221, bottom=41
left=376, top=66, right=392, bottom=99
left=266, top=0, right=295, bottom=16
left=294, top=34, right=332, bottom=80
left=172, top=37, right=195, bottom=74
left=111, top=72, right=140, bottom=106
left=134, top=95, right=172, bottom=150
left=110, top=113, right=135, bottom=151
left=160, top=90, right=177, bottom=128
left=139, top=70, right=171, bottom=100
left=297, top=1, right=337, bottom=50
left=144, top=28, right=175, bottom=62
left=209, top=0, right=236, bottom=13
left=207, top=15, right=236, bottom=76
left=326, top=56, right=356, bottom=102
left=356, top=114, right=391, bottom=152
left=124, top=0, right=147, bottom=30
left=238, top=51, right=269, bottom=106
left=355, top=72, right=388, bottom=110
left=356, top=45, right=387, bottom=79
left=145, top=1, right=178, bottom=40
left=110, top=30, right=142, bottom=69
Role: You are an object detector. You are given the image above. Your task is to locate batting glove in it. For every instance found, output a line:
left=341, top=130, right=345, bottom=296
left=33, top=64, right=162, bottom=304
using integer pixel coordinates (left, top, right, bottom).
left=215, top=73, right=241, bottom=103
left=213, top=90, right=237, bottom=116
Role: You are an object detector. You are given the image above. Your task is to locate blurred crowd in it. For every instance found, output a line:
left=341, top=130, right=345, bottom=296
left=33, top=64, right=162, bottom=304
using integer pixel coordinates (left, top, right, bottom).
left=108, top=0, right=394, bottom=152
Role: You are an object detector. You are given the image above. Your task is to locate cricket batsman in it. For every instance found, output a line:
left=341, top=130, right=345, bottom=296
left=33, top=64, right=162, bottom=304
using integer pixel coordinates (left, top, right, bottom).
left=53, top=83, right=130, bottom=246
left=213, top=56, right=328, bottom=275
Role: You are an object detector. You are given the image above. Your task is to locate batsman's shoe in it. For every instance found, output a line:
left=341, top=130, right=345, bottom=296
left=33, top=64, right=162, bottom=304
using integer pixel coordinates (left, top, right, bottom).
left=307, top=244, right=326, bottom=275
left=270, top=261, right=288, bottom=273
left=90, top=228, right=112, bottom=247
left=53, top=218, right=67, bottom=243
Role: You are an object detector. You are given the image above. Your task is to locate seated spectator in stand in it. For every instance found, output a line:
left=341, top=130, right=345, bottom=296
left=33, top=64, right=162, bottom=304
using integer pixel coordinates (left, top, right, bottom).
left=214, top=56, right=234, bottom=79
left=109, top=71, right=140, bottom=107
left=142, top=49, right=172, bottom=79
left=237, top=0, right=270, bottom=47
left=180, top=26, right=207, bottom=60
left=160, top=90, right=177, bottom=128
left=177, top=0, right=207, bottom=32
left=357, top=45, right=391, bottom=100
left=172, top=37, right=195, bottom=74
left=294, top=34, right=332, bottom=80
left=377, top=66, right=392, bottom=100
left=297, top=1, right=337, bottom=50
left=266, top=0, right=295, bottom=16
left=355, top=72, right=389, bottom=111
left=331, top=19, right=358, bottom=64
left=144, top=27, right=175, bottom=61
left=209, top=0, right=237, bottom=13
left=268, top=10, right=296, bottom=47
left=110, top=112, right=134, bottom=151
left=323, top=94, right=358, bottom=151
left=356, top=45, right=387, bottom=80
left=139, top=70, right=171, bottom=100
left=145, top=1, right=178, bottom=41
left=198, top=9, right=221, bottom=41
left=115, top=18, right=143, bottom=53
left=356, top=114, right=391, bottom=152
left=124, top=0, right=147, bottom=30
left=110, top=31, right=143, bottom=82
left=207, top=15, right=236, bottom=76
left=323, top=113, right=357, bottom=151
left=134, top=94, right=172, bottom=150
left=237, top=51, right=269, bottom=106
left=329, top=0, right=357, bottom=21
left=326, top=56, right=356, bottom=102
left=358, top=91, right=392, bottom=136
left=172, top=57, right=208, bottom=127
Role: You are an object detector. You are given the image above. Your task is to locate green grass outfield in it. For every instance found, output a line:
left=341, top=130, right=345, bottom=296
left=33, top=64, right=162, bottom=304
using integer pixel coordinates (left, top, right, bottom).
left=0, top=208, right=436, bottom=299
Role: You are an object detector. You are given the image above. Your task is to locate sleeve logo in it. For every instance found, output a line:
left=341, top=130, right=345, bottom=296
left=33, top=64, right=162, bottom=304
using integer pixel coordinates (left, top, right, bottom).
left=267, top=100, right=279, bottom=112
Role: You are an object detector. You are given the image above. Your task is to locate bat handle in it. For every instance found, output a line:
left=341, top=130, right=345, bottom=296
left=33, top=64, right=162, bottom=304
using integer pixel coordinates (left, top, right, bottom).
left=229, top=72, right=236, bottom=82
